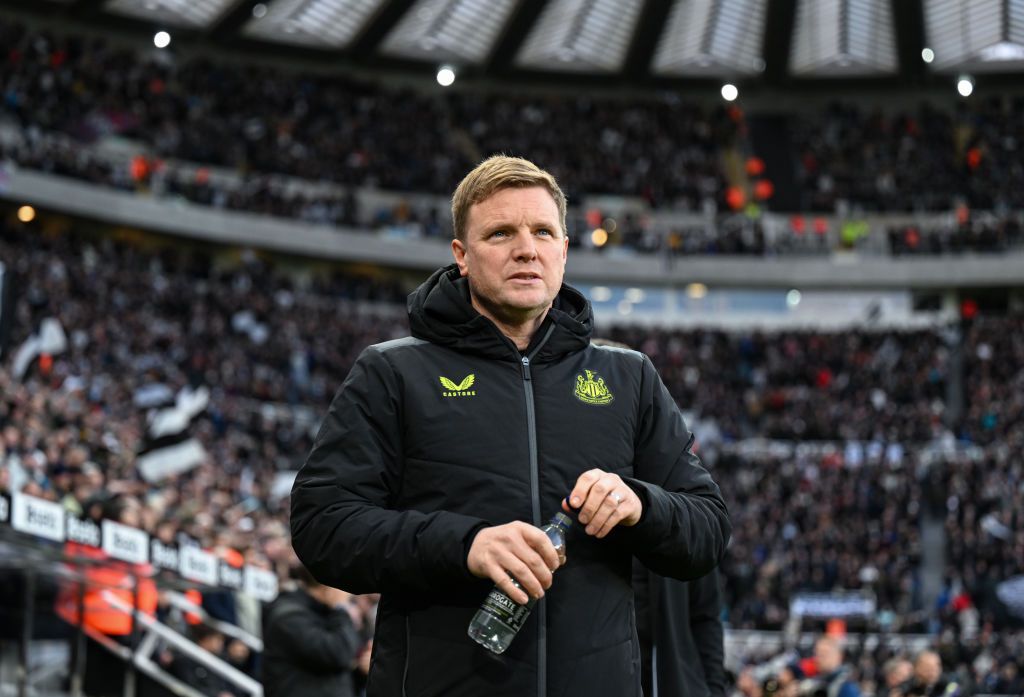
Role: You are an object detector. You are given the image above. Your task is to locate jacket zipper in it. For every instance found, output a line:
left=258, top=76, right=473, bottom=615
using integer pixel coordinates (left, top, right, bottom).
left=402, top=616, right=411, bottom=697
left=519, top=324, right=556, bottom=697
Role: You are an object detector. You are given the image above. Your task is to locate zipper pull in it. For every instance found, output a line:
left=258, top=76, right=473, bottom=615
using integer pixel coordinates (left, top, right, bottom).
left=521, top=356, right=531, bottom=381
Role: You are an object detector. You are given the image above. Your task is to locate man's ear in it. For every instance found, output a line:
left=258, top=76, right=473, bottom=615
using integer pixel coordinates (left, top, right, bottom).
left=451, top=238, right=469, bottom=276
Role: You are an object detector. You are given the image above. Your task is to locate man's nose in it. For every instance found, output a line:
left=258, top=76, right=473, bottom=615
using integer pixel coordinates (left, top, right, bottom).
left=512, top=230, right=538, bottom=260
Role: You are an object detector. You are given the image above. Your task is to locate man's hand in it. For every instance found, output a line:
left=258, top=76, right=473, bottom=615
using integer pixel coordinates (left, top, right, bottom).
left=563, top=469, right=642, bottom=538
left=467, top=522, right=563, bottom=605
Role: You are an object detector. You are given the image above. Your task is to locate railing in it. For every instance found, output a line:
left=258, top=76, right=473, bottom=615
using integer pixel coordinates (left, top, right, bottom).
left=102, top=591, right=262, bottom=697
left=0, top=527, right=264, bottom=697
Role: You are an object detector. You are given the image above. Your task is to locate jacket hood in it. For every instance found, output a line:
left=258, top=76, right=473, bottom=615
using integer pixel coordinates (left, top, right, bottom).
left=407, top=264, right=592, bottom=361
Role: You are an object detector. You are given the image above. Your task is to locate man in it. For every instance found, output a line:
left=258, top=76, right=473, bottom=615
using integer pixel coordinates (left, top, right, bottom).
left=881, top=656, right=912, bottom=697
left=904, top=650, right=961, bottom=697
left=261, top=564, right=364, bottom=697
left=633, top=565, right=726, bottom=697
left=169, top=625, right=238, bottom=697
left=811, top=636, right=860, bottom=697
left=290, top=155, right=731, bottom=697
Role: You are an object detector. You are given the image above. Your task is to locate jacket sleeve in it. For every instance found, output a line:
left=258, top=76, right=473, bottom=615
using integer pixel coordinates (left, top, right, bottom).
left=616, top=355, right=731, bottom=580
left=688, top=569, right=727, bottom=697
left=290, top=345, right=490, bottom=593
left=269, top=604, right=362, bottom=673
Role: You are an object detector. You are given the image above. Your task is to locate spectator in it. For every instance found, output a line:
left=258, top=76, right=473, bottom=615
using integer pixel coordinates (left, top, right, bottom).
left=882, top=656, right=913, bottom=697
left=260, top=564, right=364, bottom=697
left=168, top=625, right=238, bottom=697
left=904, top=650, right=962, bottom=697
left=811, top=637, right=860, bottom=697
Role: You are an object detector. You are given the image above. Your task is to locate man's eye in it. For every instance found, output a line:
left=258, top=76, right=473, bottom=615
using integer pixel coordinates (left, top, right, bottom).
left=490, top=230, right=508, bottom=238
left=536, top=228, right=552, bottom=236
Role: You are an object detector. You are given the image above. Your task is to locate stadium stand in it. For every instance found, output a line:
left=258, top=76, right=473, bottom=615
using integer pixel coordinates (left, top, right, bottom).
left=2, top=215, right=1022, bottom=694
left=1, top=6, right=1023, bottom=696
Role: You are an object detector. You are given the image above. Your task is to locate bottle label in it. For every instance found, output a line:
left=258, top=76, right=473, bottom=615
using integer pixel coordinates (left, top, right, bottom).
left=481, top=587, right=531, bottom=633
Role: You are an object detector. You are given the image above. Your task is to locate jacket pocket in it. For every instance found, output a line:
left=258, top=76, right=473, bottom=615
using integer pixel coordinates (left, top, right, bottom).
left=550, top=637, right=640, bottom=697
left=401, top=604, right=535, bottom=697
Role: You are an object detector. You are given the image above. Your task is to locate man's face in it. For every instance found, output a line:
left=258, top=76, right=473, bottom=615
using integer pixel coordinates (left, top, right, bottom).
left=452, top=186, right=568, bottom=326
left=814, top=640, right=841, bottom=673
left=915, top=653, right=941, bottom=685
left=886, top=660, right=912, bottom=687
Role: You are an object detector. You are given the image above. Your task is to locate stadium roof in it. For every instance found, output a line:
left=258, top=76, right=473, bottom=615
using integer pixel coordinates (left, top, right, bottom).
left=18, top=0, right=1024, bottom=89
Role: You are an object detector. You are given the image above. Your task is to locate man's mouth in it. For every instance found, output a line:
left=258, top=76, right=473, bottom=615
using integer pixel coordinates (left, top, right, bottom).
left=509, top=273, right=541, bottom=281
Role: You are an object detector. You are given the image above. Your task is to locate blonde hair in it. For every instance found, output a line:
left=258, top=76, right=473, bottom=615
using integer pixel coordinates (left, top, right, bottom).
left=451, top=155, right=567, bottom=242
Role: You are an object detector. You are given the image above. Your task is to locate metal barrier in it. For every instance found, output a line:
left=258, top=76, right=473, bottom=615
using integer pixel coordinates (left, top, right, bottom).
left=0, top=529, right=263, bottom=697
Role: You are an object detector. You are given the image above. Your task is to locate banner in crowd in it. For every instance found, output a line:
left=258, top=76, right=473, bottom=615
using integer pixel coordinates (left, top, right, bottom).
left=996, top=575, right=1024, bottom=620
left=0, top=492, right=277, bottom=602
left=136, top=384, right=210, bottom=482
left=790, top=592, right=876, bottom=618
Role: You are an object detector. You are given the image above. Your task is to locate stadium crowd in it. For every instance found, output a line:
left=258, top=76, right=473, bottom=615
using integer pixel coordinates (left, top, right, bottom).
left=0, top=20, right=732, bottom=209
left=3, top=21, right=1024, bottom=260
left=1, top=218, right=1022, bottom=694
left=603, top=324, right=950, bottom=443
left=793, top=100, right=1024, bottom=213
left=2, top=21, right=1024, bottom=695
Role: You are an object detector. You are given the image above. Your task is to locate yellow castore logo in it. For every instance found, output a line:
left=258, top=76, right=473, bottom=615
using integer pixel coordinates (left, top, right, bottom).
left=574, top=370, right=614, bottom=405
left=440, top=374, right=476, bottom=398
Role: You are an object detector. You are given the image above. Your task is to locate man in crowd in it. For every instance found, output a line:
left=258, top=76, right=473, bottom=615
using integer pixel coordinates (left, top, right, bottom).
left=290, top=155, right=730, bottom=696
left=634, top=565, right=725, bottom=697
left=261, top=564, right=364, bottom=697
left=811, top=636, right=861, bottom=697
left=904, top=650, right=961, bottom=697
left=882, top=656, right=913, bottom=697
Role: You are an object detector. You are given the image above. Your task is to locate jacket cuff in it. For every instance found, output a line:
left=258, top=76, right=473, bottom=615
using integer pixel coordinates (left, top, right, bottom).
left=614, top=477, right=662, bottom=546
left=460, top=520, right=492, bottom=580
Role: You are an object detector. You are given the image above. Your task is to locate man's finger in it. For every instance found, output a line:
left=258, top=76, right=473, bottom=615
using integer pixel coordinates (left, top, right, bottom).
left=585, top=493, right=621, bottom=536
left=522, top=528, right=562, bottom=571
left=567, top=469, right=603, bottom=510
left=576, top=473, right=615, bottom=524
left=497, top=556, right=541, bottom=603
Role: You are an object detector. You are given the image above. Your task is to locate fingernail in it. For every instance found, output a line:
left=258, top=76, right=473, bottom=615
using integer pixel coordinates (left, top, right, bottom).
left=586, top=525, right=595, bottom=535
left=570, top=497, right=580, bottom=507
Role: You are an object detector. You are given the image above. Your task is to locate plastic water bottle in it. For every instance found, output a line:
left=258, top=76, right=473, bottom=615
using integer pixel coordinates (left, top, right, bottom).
left=467, top=512, right=572, bottom=654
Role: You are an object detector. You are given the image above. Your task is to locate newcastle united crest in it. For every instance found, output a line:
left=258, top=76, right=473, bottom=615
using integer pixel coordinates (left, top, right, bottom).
left=574, top=370, right=614, bottom=406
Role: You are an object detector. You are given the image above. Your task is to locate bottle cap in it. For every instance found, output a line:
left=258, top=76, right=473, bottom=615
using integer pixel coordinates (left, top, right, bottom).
left=551, top=512, right=572, bottom=528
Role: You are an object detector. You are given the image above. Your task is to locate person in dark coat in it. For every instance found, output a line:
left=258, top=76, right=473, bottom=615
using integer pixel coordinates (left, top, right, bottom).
left=634, top=564, right=726, bottom=697
left=169, top=625, right=238, bottom=697
left=261, top=564, right=364, bottom=697
left=290, top=155, right=731, bottom=697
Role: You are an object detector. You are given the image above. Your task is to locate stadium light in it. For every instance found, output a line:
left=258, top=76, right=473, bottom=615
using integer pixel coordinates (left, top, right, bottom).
left=625, top=288, right=645, bottom=303
left=921, top=47, right=935, bottom=63
left=957, top=75, right=974, bottom=97
left=436, top=66, right=456, bottom=87
left=720, top=83, right=739, bottom=101
left=786, top=289, right=802, bottom=308
left=154, top=31, right=171, bottom=49
left=252, top=3, right=268, bottom=19
left=686, top=283, right=708, bottom=299
left=591, top=227, right=608, bottom=247
left=17, top=205, right=36, bottom=223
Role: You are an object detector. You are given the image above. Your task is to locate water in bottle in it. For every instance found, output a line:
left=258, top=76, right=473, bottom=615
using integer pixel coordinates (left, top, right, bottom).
left=467, top=511, right=572, bottom=654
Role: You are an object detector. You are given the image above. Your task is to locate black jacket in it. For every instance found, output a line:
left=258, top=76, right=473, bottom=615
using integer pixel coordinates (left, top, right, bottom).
left=261, top=589, right=362, bottom=697
left=633, top=565, right=726, bottom=697
left=291, top=265, right=731, bottom=697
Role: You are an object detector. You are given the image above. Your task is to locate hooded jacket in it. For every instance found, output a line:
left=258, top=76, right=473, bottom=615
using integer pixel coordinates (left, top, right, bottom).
left=291, top=265, right=731, bottom=697
left=633, top=565, right=726, bottom=697
left=261, top=589, right=362, bottom=697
